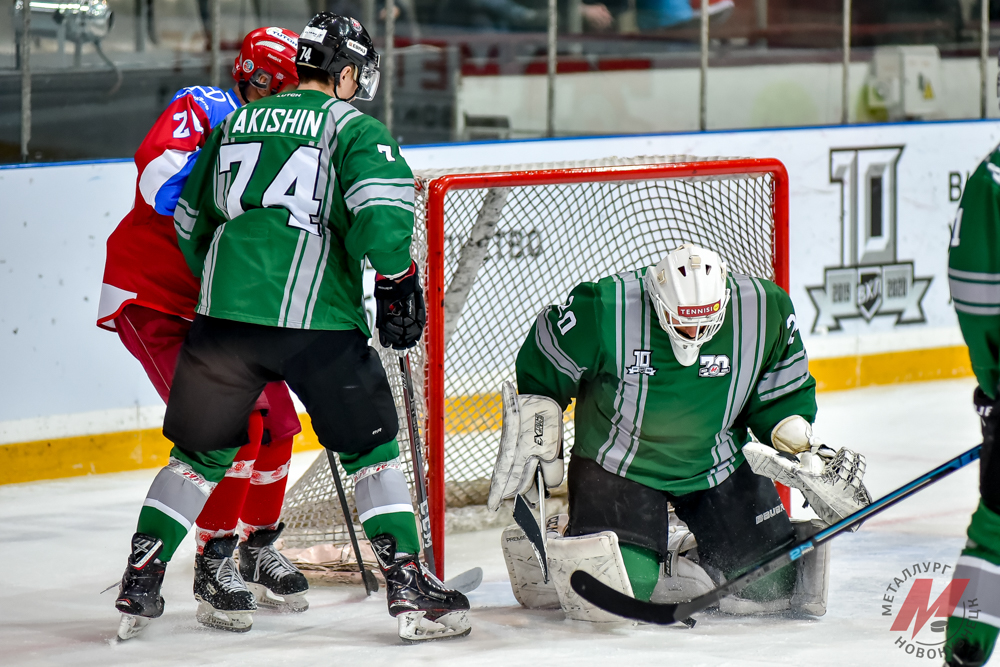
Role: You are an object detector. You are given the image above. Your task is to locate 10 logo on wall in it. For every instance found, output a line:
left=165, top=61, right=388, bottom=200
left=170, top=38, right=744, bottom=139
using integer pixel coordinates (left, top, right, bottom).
left=807, top=146, right=932, bottom=333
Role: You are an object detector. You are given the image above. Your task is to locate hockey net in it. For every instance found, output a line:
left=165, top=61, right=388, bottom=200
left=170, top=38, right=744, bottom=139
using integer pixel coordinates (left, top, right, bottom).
left=279, top=156, right=788, bottom=578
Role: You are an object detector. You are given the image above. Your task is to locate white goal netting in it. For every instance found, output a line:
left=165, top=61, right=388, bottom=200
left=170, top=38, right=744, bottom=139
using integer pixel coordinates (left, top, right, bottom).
left=279, top=156, right=782, bottom=558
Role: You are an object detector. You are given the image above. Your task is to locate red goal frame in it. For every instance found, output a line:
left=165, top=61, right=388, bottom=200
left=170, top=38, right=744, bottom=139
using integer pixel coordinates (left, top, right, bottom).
left=421, top=159, right=790, bottom=578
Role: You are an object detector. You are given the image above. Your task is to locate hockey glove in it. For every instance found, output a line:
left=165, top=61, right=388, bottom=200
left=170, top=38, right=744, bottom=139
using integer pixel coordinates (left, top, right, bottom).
left=973, top=387, right=1000, bottom=512
left=374, top=263, right=426, bottom=350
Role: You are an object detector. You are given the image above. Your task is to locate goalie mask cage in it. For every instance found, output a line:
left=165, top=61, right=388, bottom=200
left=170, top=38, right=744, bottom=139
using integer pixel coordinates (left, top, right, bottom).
left=279, top=156, right=789, bottom=580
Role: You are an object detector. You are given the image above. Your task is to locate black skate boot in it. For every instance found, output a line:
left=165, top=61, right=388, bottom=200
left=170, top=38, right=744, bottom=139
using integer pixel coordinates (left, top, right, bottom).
left=193, top=534, right=256, bottom=632
left=371, top=533, right=471, bottom=643
left=115, top=533, right=167, bottom=640
left=238, top=522, right=309, bottom=612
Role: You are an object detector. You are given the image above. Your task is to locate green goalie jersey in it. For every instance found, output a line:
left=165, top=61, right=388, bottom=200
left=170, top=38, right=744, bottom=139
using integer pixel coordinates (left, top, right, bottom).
left=174, top=89, right=415, bottom=334
left=516, top=268, right=818, bottom=495
left=949, top=145, right=1000, bottom=398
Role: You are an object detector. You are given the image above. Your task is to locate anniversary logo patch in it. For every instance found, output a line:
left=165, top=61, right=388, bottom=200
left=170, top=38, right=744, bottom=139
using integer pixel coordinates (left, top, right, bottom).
left=807, top=146, right=932, bottom=333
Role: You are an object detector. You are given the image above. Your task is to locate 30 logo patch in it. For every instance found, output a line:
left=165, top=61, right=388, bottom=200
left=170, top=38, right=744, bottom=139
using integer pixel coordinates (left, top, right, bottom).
left=698, top=354, right=731, bottom=378
left=242, top=59, right=254, bottom=73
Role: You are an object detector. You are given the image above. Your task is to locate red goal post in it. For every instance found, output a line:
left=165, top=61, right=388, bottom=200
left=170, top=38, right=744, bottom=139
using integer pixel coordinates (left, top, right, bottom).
left=421, top=159, right=790, bottom=577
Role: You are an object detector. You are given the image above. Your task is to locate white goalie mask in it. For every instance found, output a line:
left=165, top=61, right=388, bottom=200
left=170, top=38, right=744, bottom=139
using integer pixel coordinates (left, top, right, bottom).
left=645, top=244, right=731, bottom=367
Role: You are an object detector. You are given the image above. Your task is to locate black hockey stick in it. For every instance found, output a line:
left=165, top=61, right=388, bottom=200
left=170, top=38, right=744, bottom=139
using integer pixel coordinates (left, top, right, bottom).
left=571, top=444, right=983, bottom=625
left=325, top=450, right=380, bottom=596
left=397, top=352, right=437, bottom=575
left=397, top=351, right=484, bottom=592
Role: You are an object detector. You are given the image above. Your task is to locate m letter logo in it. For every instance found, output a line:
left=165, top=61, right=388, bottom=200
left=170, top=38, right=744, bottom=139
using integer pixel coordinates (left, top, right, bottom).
left=889, top=579, right=970, bottom=639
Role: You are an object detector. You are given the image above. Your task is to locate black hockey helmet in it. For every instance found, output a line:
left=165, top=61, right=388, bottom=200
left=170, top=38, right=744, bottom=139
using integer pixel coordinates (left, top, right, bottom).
left=297, top=13, right=380, bottom=102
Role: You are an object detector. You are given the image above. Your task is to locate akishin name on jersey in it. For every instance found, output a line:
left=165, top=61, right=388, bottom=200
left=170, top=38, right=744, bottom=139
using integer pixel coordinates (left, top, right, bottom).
left=229, top=104, right=324, bottom=139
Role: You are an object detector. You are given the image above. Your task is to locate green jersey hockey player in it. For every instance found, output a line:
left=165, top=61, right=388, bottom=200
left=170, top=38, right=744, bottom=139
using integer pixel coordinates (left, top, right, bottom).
left=945, top=137, right=1000, bottom=666
left=114, top=12, right=470, bottom=644
left=489, top=244, right=871, bottom=621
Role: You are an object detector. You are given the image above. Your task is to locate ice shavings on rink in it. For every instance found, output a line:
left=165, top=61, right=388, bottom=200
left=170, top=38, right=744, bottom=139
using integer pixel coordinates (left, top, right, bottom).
left=0, top=378, right=983, bottom=666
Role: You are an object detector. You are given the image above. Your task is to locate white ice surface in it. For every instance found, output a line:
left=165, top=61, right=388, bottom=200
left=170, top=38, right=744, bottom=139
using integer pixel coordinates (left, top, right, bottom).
left=0, top=378, right=985, bottom=666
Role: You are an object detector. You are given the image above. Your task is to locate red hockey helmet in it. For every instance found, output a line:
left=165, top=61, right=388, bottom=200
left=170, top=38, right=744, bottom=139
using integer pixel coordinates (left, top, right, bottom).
left=232, top=27, right=300, bottom=95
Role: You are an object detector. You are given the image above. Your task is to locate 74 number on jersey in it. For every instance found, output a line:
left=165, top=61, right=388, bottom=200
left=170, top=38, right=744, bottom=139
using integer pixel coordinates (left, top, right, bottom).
left=219, top=141, right=322, bottom=235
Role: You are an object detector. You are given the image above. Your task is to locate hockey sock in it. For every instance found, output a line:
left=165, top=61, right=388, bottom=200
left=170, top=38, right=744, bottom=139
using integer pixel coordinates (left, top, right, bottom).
left=193, top=413, right=265, bottom=553
left=736, top=564, right=796, bottom=602
left=239, top=435, right=294, bottom=531
left=945, top=501, right=1000, bottom=665
left=618, top=543, right=660, bottom=602
left=340, top=439, right=421, bottom=556
left=136, top=446, right=242, bottom=562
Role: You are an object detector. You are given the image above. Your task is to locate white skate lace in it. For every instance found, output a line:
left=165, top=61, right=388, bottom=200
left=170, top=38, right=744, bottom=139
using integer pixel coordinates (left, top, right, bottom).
left=212, top=557, right=247, bottom=592
left=254, top=545, right=299, bottom=582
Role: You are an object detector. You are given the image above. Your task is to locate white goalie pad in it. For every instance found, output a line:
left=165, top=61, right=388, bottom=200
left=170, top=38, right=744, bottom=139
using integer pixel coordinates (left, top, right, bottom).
left=743, top=440, right=872, bottom=527
left=719, top=518, right=831, bottom=616
left=487, top=381, right=564, bottom=511
left=547, top=531, right=635, bottom=623
left=650, top=522, right=716, bottom=604
left=501, top=524, right=560, bottom=609
left=501, top=516, right=569, bottom=609
left=790, top=518, right=831, bottom=616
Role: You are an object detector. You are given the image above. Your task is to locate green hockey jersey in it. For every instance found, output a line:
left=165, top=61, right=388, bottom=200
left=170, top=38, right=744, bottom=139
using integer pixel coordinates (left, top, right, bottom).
left=516, top=268, right=817, bottom=495
left=174, top=89, right=415, bottom=334
left=949, top=145, right=1000, bottom=399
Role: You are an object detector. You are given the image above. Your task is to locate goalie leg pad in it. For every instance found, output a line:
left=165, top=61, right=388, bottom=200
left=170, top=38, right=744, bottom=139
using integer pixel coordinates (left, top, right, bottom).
left=547, top=531, right=635, bottom=623
left=790, top=518, right=831, bottom=617
left=501, top=524, right=560, bottom=609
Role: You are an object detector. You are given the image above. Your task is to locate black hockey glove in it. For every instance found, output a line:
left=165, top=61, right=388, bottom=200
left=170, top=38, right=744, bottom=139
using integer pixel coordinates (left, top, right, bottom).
left=374, top=263, right=426, bottom=350
left=973, top=387, right=1000, bottom=512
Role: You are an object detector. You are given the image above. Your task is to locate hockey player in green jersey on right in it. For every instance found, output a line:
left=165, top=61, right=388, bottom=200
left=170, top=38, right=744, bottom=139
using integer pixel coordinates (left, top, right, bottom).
left=943, top=111, right=1000, bottom=665
left=489, top=244, right=872, bottom=621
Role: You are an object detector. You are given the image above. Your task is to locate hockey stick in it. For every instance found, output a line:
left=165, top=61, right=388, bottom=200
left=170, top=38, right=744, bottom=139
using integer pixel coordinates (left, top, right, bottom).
left=325, top=450, right=380, bottom=596
left=571, top=444, right=983, bottom=625
left=396, top=351, right=484, bottom=592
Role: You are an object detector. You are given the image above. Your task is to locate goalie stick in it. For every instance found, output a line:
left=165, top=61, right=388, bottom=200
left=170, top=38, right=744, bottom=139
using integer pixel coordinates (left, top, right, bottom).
left=570, top=444, right=983, bottom=625
left=397, top=351, right=483, bottom=592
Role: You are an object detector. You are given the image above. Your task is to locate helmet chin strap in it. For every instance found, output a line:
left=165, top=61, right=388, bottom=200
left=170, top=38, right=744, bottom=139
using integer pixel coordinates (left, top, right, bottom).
left=668, top=336, right=701, bottom=367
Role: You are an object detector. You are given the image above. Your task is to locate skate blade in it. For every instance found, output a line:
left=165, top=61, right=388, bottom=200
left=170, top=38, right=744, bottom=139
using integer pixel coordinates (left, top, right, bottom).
left=117, top=614, right=152, bottom=641
left=195, top=601, right=254, bottom=632
left=247, top=583, right=309, bottom=613
left=397, top=610, right=471, bottom=643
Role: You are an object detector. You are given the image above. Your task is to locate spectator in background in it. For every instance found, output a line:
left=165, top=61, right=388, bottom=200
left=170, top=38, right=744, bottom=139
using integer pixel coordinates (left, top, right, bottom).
left=635, top=0, right=733, bottom=31
left=429, top=0, right=613, bottom=32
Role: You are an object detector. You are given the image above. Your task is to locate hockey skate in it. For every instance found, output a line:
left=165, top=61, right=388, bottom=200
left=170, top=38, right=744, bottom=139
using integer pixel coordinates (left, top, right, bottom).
left=115, top=533, right=167, bottom=641
left=371, top=534, right=471, bottom=643
left=193, top=534, right=256, bottom=632
left=238, top=523, right=309, bottom=612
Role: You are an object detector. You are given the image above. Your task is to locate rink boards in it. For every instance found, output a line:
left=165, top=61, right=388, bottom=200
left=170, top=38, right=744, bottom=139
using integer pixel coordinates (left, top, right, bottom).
left=1, top=119, right=996, bottom=483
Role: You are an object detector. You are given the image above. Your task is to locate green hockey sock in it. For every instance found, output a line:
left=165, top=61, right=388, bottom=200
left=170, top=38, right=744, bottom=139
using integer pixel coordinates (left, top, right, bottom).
left=735, top=562, right=796, bottom=603
left=339, top=439, right=421, bottom=557
left=619, top=543, right=660, bottom=602
left=944, top=502, right=1000, bottom=665
left=134, top=446, right=240, bottom=562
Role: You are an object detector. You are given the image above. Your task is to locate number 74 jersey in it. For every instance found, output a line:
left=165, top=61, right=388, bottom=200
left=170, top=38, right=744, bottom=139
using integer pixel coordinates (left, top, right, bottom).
left=175, top=89, right=415, bottom=334
left=515, top=268, right=818, bottom=495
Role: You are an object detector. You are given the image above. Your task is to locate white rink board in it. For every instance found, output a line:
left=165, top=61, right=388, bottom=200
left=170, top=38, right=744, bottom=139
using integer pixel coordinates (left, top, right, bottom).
left=1, top=120, right=997, bottom=428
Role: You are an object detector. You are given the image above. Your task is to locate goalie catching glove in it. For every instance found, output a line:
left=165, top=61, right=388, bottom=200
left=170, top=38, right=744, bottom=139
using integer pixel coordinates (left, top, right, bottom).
left=487, top=381, right=565, bottom=510
left=374, top=262, right=426, bottom=350
left=743, top=415, right=872, bottom=527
